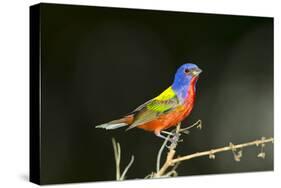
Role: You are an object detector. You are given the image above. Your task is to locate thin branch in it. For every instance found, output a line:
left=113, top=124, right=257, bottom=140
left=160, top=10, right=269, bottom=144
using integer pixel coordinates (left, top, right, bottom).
left=172, top=137, right=274, bottom=163
left=154, top=123, right=182, bottom=177
left=156, top=134, right=170, bottom=172
left=156, top=148, right=176, bottom=177
left=152, top=119, right=272, bottom=178
left=120, top=155, right=135, bottom=180
left=112, top=138, right=120, bottom=180
left=153, top=136, right=273, bottom=178
left=111, top=120, right=273, bottom=180
left=162, top=162, right=180, bottom=177
left=112, top=138, right=135, bottom=180
left=162, top=170, right=178, bottom=177
left=178, top=119, right=202, bottom=134
left=153, top=120, right=203, bottom=178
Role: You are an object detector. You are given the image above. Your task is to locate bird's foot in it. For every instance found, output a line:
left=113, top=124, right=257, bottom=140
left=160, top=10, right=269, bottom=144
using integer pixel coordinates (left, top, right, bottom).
left=167, top=133, right=183, bottom=148
left=160, top=131, right=183, bottom=148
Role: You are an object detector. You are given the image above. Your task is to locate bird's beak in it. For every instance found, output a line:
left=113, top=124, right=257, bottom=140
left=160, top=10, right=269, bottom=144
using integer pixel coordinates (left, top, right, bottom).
left=191, top=67, right=202, bottom=76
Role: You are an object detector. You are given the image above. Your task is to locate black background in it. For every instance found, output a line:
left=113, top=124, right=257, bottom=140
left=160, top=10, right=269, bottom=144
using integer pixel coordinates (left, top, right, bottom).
left=39, top=3, right=273, bottom=184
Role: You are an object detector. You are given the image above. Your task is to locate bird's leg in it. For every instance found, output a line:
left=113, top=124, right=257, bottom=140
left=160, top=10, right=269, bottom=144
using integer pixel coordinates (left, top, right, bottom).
left=161, top=130, right=175, bottom=136
left=166, top=122, right=184, bottom=148
left=161, top=131, right=182, bottom=143
left=155, top=131, right=170, bottom=141
left=156, top=130, right=182, bottom=148
left=167, top=133, right=182, bottom=148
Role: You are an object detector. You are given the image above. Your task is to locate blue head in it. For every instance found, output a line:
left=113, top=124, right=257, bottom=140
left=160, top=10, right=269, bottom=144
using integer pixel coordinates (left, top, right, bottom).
left=172, top=63, right=202, bottom=101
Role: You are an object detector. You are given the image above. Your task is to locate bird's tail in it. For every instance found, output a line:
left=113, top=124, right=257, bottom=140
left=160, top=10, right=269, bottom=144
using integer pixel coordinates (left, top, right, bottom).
left=95, top=115, right=134, bottom=130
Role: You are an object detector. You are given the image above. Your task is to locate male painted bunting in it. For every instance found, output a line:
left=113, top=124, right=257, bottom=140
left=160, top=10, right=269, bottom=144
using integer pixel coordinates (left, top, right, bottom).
left=96, top=63, right=202, bottom=141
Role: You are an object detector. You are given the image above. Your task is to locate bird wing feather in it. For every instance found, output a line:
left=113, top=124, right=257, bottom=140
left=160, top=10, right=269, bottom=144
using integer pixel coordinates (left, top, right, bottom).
left=126, top=86, right=180, bottom=130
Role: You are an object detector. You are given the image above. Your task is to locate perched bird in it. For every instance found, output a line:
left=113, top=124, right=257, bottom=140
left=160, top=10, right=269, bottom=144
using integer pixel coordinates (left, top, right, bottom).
left=96, top=63, right=202, bottom=140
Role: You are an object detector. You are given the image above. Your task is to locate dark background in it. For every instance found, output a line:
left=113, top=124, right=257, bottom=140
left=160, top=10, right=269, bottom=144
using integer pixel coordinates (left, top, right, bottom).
left=39, top=3, right=273, bottom=184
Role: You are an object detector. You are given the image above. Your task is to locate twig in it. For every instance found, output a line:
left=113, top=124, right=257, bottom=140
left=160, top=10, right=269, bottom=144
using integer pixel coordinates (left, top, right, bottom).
left=178, top=119, right=202, bottom=134
left=111, top=120, right=273, bottom=180
left=153, top=136, right=273, bottom=178
left=154, top=123, right=182, bottom=177
left=156, top=134, right=170, bottom=172
left=112, top=138, right=135, bottom=180
left=162, top=162, right=180, bottom=177
left=172, top=137, right=273, bottom=163
left=120, top=155, right=135, bottom=180
left=112, top=138, right=121, bottom=180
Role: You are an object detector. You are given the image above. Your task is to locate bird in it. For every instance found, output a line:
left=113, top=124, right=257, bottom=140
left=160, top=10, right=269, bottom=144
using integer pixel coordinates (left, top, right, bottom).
left=96, top=63, right=202, bottom=141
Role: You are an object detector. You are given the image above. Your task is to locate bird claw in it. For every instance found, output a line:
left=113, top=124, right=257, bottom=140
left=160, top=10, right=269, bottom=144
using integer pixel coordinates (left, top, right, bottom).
left=165, top=133, right=181, bottom=148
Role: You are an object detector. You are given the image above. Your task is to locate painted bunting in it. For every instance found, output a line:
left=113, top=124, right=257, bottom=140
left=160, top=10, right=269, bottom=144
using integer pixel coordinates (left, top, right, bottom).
left=96, top=63, right=202, bottom=140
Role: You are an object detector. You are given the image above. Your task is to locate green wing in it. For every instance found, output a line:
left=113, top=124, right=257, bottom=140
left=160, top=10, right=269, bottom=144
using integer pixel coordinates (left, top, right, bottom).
left=146, top=99, right=177, bottom=113
left=147, top=86, right=178, bottom=112
left=126, top=87, right=179, bottom=130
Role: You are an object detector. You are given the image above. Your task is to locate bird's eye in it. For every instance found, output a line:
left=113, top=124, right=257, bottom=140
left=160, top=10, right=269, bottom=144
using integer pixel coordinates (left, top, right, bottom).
left=184, top=69, right=189, bottom=74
